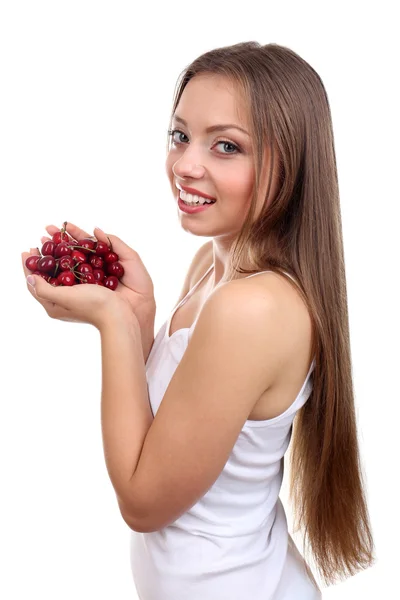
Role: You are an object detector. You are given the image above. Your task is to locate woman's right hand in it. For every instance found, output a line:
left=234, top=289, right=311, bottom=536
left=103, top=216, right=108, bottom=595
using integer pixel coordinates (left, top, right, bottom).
left=40, top=222, right=156, bottom=319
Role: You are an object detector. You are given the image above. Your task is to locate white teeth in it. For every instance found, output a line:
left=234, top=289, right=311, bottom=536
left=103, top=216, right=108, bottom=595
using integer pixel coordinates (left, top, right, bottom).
left=179, top=190, right=215, bottom=205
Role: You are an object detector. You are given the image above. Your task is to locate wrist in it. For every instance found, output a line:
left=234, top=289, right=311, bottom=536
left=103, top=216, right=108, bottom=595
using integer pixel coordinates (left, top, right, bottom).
left=98, top=297, right=140, bottom=333
left=135, top=302, right=156, bottom=363
left=135, top=298, right=156, bottom=320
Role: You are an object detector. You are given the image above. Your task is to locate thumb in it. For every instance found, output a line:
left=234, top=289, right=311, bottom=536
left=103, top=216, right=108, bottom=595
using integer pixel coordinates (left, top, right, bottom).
left=26, top=274, right=68, bottom=307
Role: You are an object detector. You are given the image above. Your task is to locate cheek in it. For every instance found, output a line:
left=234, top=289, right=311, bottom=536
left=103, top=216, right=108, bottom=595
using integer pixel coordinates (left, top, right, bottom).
left=220, top=168, right=254, bottom=204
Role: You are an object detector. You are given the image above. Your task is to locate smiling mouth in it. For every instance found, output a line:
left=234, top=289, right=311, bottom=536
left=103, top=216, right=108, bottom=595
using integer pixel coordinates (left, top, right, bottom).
left=177, top=190, right=217, bottom=206
left=180, top=197, right=216, bottom=206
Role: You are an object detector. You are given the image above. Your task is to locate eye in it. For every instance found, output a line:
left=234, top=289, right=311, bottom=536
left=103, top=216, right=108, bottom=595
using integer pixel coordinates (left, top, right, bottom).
left=167, top=129, right=189, bottom=144
left=216, top=141, right=239, bottom=155
left=167, top=129, right=241, bottom=155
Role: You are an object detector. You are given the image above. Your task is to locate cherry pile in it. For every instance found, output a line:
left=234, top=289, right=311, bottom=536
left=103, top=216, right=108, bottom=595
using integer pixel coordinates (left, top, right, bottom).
left=25, top=221, right=124, bottom=290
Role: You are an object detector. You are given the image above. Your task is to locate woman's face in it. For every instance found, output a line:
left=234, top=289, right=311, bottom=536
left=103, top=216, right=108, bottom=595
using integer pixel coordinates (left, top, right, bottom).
left=166, top=74, right=276, bottom=240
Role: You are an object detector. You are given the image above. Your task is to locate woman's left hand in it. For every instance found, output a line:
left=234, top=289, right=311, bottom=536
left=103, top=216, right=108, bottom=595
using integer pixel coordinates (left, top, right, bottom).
left=21, top=248, right=127, bottom=330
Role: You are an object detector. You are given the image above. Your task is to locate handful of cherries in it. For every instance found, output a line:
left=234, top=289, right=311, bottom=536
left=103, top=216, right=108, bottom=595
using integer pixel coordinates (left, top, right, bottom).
left=25, top=221, right=124, bottom=290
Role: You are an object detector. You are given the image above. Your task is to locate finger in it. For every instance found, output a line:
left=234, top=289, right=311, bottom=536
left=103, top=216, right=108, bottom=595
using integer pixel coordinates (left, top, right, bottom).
left=93, top=227, right=137, bottom=260
left=40, top=236, right=51, bottom=244
left=45, top=222, right=92, bottom=242
left=25, top=273, right=72, bottom=310
left=44, top=225, right=60, bottom=237
left=22, top=250, right=40, bottom=276
left=22, top=250, right=40, bottom=282
left=22, top=251, right=32, bottom=278
left=21, top=252, right=54, bottom=310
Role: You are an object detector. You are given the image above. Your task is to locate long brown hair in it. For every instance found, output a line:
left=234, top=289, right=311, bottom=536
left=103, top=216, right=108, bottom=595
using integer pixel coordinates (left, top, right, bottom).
left=166, top=42, right=375, bottom=586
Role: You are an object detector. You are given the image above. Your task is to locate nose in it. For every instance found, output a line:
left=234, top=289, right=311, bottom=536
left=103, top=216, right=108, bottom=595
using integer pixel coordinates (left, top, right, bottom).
left=172, top=158, right=204, bottom=180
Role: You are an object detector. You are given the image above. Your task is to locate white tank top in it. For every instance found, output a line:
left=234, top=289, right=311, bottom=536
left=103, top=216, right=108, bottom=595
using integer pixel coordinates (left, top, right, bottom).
left=130, top=264, right=321, bottom=599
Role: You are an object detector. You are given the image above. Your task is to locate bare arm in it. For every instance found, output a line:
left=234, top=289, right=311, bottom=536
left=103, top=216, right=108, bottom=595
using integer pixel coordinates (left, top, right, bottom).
left=99, top=309, right=154, bottom=523
left=99, top=242, right=213, bottom=526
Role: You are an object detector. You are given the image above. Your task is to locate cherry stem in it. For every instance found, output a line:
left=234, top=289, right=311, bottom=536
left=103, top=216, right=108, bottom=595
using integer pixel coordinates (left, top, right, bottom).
left=73, top=268, right=85, bottom=280
left=106, top=235, right=113, bottom=252
left=68, top=245, right=96, bottom=253
left=36, top=246, right=42, bottom=256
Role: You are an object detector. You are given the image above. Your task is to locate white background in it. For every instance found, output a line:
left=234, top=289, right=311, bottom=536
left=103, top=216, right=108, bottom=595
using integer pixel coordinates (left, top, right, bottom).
left=1, top=1, right=398, bottom=597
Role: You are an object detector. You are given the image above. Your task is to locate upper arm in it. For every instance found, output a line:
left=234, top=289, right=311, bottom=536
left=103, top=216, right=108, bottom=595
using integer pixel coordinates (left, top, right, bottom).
left=173, top=241, right=212, bottom=307
left=127, top=280, right=289, bottom=533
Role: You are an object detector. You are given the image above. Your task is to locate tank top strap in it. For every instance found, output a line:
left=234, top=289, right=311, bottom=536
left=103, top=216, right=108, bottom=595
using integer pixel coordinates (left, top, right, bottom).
left=245, top=269, right=302, bottom=290
left=244, top=270, right=273, bottom=279
left=181, top=266, right=300, bottom=309
left=180, top=262, right=214, bottom=307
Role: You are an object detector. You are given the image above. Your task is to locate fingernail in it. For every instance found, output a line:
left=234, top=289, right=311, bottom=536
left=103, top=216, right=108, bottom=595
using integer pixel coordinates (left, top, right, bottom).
left=94, top=226, right=104, bottom=232
left=26, top=275, right=36, bottom=287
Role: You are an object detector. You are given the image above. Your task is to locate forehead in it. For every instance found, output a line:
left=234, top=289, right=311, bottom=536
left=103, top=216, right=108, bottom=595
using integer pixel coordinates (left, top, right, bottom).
left=175, top=74, right=248, bottom=126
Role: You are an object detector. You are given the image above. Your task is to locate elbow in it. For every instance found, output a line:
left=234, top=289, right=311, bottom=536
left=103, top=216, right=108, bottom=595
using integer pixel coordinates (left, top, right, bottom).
left=118, top=496, right=156, bottom=533
left=120, top=504, right=169, bottom=533
left=120, top=506, right=151, bottom=533
left=117, top=475, right=168, bottom=533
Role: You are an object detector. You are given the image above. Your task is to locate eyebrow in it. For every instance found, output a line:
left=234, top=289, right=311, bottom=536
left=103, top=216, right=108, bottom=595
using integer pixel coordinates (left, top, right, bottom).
left=172, top=114, right=250, bottom=137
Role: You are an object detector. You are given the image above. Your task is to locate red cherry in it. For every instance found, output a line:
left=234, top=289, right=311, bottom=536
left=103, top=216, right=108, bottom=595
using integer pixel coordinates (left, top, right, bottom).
left=95, top=241, right=110, bottom=256
left=52, top=230, right=70, bottom=244
left=27, top=224, right=120, bottom=292
left=77, top=238, right=97, bottom=253
left=80, top=272, right=95, bottom=284
left=57, top=271, right=76, bottom=286
left=25, top=255, right=41, bottom=271
left=107, top=261, right=124, bottom=278
left=104, top=276, right=119, bottom=290
left=71, top=250, right=86, bottom=264
left=92, top=268, right=105, bottom=282
left=104, top=251, right=118, bottom=264
left=33, top=271, right=50, bottom=282
left=76, top=263, right=93, bottom=275
left=54, top=242, right=72, bottom=258
left=41, top=241, right=56, bottom=256
left=37, top=255, right=56, bottom=273
left=59, top=255, right=75, bottom=271
left=90, top=255, right=104, bottom=269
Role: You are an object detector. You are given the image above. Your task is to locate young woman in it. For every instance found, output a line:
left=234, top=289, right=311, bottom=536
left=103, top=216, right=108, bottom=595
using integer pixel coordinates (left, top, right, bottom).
left=22, top=42, right=375, bottom=598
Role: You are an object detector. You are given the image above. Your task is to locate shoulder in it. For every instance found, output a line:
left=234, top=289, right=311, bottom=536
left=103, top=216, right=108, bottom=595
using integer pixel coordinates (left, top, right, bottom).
left=198, top=270, right=313, bottom=381
left=210, top=268, right=310, bottom=320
